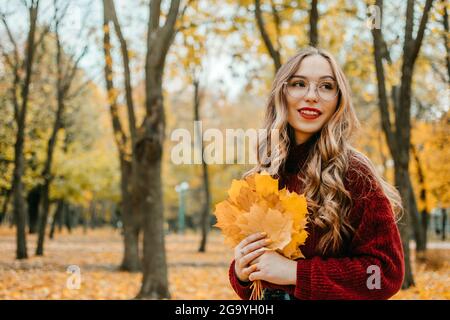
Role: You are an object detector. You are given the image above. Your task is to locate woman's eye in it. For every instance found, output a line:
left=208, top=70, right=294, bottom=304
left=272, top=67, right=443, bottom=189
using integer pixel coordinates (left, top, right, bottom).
left=320, top=82, right=335, bottom=90
left=292, top=81, right=306, bottom=87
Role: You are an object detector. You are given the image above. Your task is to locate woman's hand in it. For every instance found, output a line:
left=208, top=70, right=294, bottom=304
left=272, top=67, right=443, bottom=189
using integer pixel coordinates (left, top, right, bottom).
left=234, top=232, right=272, bottom=283
left=248, top=250, right=297, bottom=286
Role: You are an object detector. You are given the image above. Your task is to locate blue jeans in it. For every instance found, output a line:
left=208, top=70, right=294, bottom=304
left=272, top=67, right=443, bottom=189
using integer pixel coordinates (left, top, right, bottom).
left=261, top=288, right=294, bottom=300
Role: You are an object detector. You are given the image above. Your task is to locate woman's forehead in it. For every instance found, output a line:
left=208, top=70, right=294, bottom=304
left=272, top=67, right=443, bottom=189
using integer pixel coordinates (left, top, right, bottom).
left=294, top=55, right=335, bottom=79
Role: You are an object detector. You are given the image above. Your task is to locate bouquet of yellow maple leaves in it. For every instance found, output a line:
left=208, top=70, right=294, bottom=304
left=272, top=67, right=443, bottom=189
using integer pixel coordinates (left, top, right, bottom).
left=213, top=171, right=309, bottom=300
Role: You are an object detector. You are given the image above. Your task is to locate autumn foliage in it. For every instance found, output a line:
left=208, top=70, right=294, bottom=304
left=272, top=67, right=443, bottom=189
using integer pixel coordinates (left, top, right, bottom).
left=214, top=171, right=309, bottom=299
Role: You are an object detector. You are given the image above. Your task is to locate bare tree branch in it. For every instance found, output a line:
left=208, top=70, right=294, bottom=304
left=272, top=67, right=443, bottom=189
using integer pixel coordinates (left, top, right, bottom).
left=370, top=0, right=397, bottom=152
left=309, top=0, right=319, bottom=47
left=0, top=14, right=20, bottom=67
left=62, top=45, right=88, bottom=94
left=32, top=24, right=50, bottom=54
left=106, top=0, right=137, bottom=145
left=102, top=0, right=128, bottom=154
left=404, top=0, right=415, bottom=53
left=0, top=42, right=17, bottom=71
left=430, top=60, right=448, bottom=83
left=254, top=0, right=281, bottom=72
left=162, top=0, right=181, bottom=37
left=149, top=0, right=161, bottom=31
left=442, top=0, right=450, bottom=83
left=65, top=69, right=103, bottom=101
left=176, top=19, right=220, bottom=33
left=410, top=0, right=435, bottom=64
left=270, top=0, right=282, bottom=50
left=179, top=0, right=193, bottom=21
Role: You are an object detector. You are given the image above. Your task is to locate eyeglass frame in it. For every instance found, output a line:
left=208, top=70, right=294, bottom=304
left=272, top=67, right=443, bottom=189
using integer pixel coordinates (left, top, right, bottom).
left=282, top=77, right=340, bottom=102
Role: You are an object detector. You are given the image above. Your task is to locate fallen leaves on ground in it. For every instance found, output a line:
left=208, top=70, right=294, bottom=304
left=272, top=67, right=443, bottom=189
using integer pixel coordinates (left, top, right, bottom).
left=0, top=227, right=448, bottom=300
left=0, top=227, right=236, bottom=300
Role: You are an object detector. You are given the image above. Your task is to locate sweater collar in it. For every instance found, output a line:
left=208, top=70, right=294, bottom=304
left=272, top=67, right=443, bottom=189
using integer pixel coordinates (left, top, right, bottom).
left=283, top=133, right=319, bottom=174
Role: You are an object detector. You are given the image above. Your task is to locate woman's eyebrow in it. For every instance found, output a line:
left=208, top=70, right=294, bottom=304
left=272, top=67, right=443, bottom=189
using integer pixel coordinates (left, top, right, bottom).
left=290, top=75, right=336, bottom=80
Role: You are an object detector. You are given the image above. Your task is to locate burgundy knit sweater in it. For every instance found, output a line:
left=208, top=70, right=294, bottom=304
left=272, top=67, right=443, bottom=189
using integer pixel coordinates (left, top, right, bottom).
left=228, top=136, right=405, bottom=300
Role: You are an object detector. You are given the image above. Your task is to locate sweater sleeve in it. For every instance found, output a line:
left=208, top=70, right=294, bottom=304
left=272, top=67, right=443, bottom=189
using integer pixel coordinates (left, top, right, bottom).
left=229, top=259, right=253, bottom=299
left=293, top=159, right=405, bottom=300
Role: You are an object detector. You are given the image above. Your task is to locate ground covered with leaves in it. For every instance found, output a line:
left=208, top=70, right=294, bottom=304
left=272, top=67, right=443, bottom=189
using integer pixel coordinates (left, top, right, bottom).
left=0, top=227, right=448, bottom=300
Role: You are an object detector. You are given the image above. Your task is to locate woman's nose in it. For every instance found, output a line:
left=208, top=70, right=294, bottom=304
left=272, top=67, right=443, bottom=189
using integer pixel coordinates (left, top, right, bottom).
left=304, top=85, right=319, bottom=102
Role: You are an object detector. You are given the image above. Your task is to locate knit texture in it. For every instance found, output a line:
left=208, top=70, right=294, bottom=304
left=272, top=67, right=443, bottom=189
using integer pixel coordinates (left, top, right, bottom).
left=228, top=136, right=405, bottom=300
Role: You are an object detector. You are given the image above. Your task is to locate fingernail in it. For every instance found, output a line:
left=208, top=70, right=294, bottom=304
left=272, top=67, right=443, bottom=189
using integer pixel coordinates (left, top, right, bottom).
left=265, top=239, right=272, bottom=244
left=260, top=232, right=267, bottom=236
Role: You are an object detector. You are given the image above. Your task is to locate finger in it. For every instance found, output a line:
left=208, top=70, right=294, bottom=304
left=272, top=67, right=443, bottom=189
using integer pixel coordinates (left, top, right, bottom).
left=241, top=238, right=272, bottom=256
left=248, top=270, right=264, bottom=282
left=238, top=232, right=267, bottom=250
left=249, top=254, right=262, bottom=266
left=241, top=264, right=258, bottom=278
left=240, top=247, right=266, bottom=268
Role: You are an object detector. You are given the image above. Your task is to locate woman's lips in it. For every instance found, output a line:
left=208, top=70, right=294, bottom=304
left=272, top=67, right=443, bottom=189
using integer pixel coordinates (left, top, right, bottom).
left=298, top=109, right=321, bottom=120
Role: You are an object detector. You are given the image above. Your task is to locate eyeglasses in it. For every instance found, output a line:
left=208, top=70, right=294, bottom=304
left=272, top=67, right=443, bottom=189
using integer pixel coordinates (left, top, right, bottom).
left=283, top=77, right=339, bottom=101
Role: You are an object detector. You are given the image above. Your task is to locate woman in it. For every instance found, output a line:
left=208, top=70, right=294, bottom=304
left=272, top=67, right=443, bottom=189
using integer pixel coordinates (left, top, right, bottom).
left=229, top=47, right=405, bottom=300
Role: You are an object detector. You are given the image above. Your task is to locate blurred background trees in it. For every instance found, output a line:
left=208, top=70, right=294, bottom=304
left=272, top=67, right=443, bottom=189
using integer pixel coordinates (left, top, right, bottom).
left=0, top=0, right=448, bottom=296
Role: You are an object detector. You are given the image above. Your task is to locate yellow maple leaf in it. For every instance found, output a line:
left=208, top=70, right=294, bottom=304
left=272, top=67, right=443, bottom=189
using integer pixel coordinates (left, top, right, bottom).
left=281, top=229, right=308, bottom=259
left=228, top=179, right=249, bottom=204
left=234, top=186, right=259, bottom=212
left=214, top=201, right=245, bottom=246
left=236, top=204, right=292, bottom=251
left=213, top=171, right=310, bottom=299
left=254, top=171, right=278, bottom=196
left=280, top=191, right=308, bottom=229
left=244, top=174, right=256, bottom=190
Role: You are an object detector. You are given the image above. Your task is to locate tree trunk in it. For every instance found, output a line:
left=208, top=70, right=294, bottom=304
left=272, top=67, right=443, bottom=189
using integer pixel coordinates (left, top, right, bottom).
left=442, top=207, right=447, bottom=240
left=410, top=143, right=428, bottom=250
left=64, top=204, right=72, bottom=233
left=36, top=183, right=50, bottom=255
left=59, top=201, right=66, bottom=232
left=0, top=189, right=12, bottom=224
left=136, top=0, right=180, bottom=299
left=36, top=96, right=64, bottom=256
left=407, top=175, right=426, bottom=251
left=102, top=0, right=142, bottom=272
left=421, top=210, right=428, bottom=248
left=442, top=1, right=450, bottom=82
left=49, top=200, right=63, bottom=239
left=12, top=129, right=28, bottom=259
left=309, top=0, right=319, bottom=47
left=119, top=159, right=141, bottom=272
left=134, top=127, right=170, bottom=296
left=394, top=163, right=415, bottom=288
left=371, top=0, right=435, bottom=289
left=135, top=153, right=170, bottom=299
left=192, top=80, right=211, bottom=253
left=198, top=159, right=211, bottom=253
left=36, top=0, right=84, bottom=255
left=136, top=55, right=170, bottom=300
left=254, top=0, right=282, bottom=73
left=11, top=1, right=40, bottom=260
left=392, top=89, right=425, bottom=254
left=27, top=185, right=41, bottom=234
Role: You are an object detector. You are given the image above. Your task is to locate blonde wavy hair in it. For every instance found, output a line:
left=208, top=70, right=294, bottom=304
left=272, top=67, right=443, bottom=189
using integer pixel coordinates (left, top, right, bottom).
left=244, top=47, right=403, bottom=255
